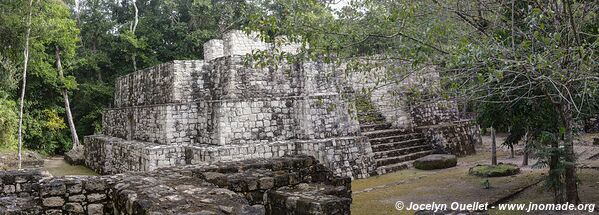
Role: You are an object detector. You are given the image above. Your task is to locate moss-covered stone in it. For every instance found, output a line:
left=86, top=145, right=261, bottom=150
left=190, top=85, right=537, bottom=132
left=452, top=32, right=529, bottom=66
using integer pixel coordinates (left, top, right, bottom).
left=413, top=154, right=457, bottom=170
left=468, top=163, right=520, bottom=177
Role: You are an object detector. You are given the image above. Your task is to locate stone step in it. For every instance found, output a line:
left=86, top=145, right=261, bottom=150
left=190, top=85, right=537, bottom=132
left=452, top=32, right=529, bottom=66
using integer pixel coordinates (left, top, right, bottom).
left=375, top=161, right=413, bottom=175
left=373, top=145, right=433, bottom=159
left=368, top=133, right=423, bottom=145
left=362, top=128, right=418, bottom=139
left=360, top=123, right=393, bottom=132
left=371, top=139, right=427, bottom=152
left=375, top=150, right=434, bottom=167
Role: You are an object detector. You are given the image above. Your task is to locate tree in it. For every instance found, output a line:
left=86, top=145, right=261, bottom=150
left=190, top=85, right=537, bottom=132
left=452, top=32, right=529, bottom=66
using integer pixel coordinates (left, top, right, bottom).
left=17, top=0, right=34, bottom=169
left=443, top=0, right=598, bottom=204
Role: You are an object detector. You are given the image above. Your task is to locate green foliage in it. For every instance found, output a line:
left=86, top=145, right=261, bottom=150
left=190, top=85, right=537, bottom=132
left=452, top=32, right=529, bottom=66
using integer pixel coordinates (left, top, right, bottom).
left=22, top=105, right=70, bottom=155
left=0, top=99, right=18, bottom=151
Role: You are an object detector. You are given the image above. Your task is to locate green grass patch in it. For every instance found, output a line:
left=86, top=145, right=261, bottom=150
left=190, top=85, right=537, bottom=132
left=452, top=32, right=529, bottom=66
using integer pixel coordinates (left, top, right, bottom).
left=469, top=164, right=520, bottom=177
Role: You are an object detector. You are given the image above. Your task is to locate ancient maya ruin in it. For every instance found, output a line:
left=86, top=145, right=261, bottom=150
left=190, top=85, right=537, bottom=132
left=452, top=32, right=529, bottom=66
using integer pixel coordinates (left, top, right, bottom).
left=0, top=30, right=481, bottom=214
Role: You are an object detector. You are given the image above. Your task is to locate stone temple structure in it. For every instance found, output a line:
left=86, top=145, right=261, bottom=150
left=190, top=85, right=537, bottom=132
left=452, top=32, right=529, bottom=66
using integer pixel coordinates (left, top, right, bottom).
left=84, top=30, right=481, bottom=179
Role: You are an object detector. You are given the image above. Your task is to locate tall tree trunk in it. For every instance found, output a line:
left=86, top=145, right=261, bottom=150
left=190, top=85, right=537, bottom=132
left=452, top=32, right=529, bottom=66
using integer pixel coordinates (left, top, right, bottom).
left=491, top=126, right=497, bottom=165
left=17, top=0, right=34, bottom=170
left=522, top=130, right=529, bottom=166
left=131, top=0, right=138, bottom=71
left=560, top=105, right=580, bottom=204
left=55, top=46, right=80, bottom=148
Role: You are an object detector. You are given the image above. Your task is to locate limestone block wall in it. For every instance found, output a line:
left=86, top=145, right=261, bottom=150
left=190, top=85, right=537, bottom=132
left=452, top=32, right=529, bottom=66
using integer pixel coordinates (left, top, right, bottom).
left=207, top=99, right=300, bottom=146
left=411, top=100, right=460, bottom=127
left=418, top=120, right=481, bottom=156
left=206, top=56, right=303, bottom=99
left=185, top=142, right=297, bottom=163
left=84, top=135, right=185, bottom=174
left=294, top=95, right=361, bottom=140
left=113, top=60, right=205, bottom=108
left=203, top=39, right=224, bottom=61
left=38, top=177, right=110, bottom=214
left=296, top=136, right=375, bottom=179
left=223, top=30, right=272, bottom=56
left=0, top=169, right=47, bottom=198
left=102, top=102, right=202, bottom=145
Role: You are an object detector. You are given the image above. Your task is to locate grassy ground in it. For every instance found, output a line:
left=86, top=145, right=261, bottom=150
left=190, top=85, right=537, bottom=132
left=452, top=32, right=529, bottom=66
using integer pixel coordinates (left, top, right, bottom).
left=489, top=169, right=599, bottom=215
left=352, top=151, right=545, bottom=215
left=352, top=133, right=599, bottom=215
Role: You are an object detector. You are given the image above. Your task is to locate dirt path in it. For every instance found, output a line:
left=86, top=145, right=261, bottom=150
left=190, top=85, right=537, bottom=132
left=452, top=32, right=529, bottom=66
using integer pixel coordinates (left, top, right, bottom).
left=43, top=157, right=97, bottom=176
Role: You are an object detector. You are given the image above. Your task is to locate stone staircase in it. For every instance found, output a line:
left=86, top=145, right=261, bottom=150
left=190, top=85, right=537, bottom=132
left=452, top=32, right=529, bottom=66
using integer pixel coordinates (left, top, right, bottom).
left=359, top=112, right=434, bottom=175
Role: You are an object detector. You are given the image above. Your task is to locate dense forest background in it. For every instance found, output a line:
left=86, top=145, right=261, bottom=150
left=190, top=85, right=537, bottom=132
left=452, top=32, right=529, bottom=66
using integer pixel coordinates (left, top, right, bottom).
left=0, top=0, right=264, bottom=154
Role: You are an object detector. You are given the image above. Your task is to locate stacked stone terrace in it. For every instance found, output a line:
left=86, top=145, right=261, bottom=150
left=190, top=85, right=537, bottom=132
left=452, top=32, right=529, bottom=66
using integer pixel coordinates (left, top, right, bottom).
left=86, top=30, right=481, bottom=179
left=87, top=30, right=375, bottom=179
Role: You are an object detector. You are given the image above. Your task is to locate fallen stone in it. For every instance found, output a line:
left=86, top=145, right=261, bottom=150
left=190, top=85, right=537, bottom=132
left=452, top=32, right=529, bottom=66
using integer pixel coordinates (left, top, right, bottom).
left=64, top=147, right=85, bottom=165
left=413, top=154, right=458, bottom=170
left=593, top=138, right=599, bottom=146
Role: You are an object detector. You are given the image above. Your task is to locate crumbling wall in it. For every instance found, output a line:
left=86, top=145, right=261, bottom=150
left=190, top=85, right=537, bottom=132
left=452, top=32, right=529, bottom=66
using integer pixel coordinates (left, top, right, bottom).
left=1, top=156, right=352, bottom=215
left=411, top=100, right=460, bottom=127
left=418, top=120, right=481, bottom=156
left=347, top=63, right=441, bottom=128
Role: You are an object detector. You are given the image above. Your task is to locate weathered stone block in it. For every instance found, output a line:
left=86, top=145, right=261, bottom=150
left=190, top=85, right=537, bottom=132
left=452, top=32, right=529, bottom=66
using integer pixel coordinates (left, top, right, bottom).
left=413, top=154, right=457, bottom=170
left=64, top=202, right=84, bottom=213
left=87, top=193, right=106, bottom=202
left=87, top=204, right=103, bottom=215
left=42, top=197, right=65, bottom=207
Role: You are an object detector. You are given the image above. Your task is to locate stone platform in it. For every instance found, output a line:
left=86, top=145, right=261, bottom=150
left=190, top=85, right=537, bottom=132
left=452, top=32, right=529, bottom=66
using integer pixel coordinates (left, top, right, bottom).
left=86, top=30, right=376, bottom=179
left=85, top=29, right=481, bottom=180
left=0, top=156, right=351, bottom=215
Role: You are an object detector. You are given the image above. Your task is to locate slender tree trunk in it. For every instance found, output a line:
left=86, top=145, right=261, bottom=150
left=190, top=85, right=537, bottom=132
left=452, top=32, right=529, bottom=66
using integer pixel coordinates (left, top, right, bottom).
left=17, top=0, right=35, bottom=170
left=560, top=105, right=579, bottom=204
left=131, top=0, right=138, bottom=71
left=491, top=126, right=497, bottom=165
left=55, top=46, right=80, bottom=148
left=549, top=139, right=562, bottom=204
left=510, top=145, right=515, bottom=158
left=522, top=130, right=529, bottom=166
